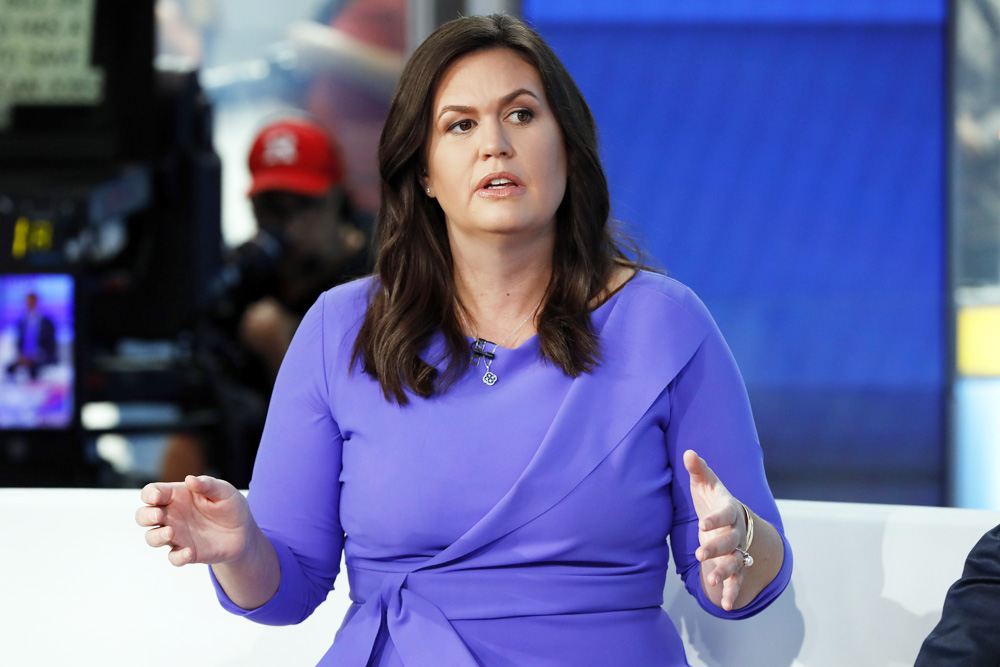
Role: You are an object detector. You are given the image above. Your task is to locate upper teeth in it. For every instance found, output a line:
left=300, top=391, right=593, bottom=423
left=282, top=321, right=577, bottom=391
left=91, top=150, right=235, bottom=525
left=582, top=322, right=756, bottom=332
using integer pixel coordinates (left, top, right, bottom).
left=488, top=178, right=512, bottom=187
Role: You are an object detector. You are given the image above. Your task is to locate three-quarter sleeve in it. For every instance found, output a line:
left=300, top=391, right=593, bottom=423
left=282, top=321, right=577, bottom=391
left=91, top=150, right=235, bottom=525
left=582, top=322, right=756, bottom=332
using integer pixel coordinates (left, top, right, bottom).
left=664, top=287, right=793, bottom=619
left=211, top=292, right=346, bottom=625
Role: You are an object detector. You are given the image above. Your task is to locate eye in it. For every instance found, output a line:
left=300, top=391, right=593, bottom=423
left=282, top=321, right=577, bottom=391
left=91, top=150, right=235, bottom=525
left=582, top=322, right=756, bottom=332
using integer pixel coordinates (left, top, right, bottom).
left=508, top=109, right=534, bottom=124
left=448, top=119, right=475, bottom=134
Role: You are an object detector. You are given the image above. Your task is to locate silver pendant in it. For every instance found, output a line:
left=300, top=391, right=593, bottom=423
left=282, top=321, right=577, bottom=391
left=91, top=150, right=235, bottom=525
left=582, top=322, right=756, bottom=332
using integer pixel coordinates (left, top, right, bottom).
left=483, top=371, right=498, bottom=386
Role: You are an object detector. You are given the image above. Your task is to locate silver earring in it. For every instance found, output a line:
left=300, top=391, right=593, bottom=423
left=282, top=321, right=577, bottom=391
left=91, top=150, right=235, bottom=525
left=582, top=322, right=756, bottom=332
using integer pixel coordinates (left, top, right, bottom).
left=426, top=187, right=431, bottom=196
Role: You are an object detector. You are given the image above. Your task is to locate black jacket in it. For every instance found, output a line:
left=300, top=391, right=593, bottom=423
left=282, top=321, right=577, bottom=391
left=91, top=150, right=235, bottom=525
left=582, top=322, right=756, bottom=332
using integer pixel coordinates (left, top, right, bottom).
left=915, top=523, right=1000, bottom=666
left=16, top=314, right=57, bottom=364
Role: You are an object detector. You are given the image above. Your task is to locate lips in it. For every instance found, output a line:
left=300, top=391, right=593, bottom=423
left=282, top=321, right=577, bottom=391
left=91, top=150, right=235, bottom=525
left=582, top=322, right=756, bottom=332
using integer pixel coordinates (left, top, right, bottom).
left=476, top=171, right=523, bottom=192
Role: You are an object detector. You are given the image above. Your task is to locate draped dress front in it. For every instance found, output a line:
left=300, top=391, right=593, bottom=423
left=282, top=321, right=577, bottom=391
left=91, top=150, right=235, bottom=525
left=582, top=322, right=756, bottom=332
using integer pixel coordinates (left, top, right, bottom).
left=212, top=271, right=793, bottom=666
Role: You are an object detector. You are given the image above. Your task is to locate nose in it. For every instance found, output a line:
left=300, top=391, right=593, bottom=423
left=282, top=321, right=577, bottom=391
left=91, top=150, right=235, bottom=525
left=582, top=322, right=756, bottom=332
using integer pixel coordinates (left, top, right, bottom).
left=479, top=119, right=514, bottom=160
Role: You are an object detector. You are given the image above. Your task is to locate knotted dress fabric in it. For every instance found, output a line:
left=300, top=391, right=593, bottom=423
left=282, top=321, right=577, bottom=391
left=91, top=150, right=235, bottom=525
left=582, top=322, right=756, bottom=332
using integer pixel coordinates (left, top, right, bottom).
left=332, top=564, right=668, bottom=665
left=211, top=272, right=793, bottom=666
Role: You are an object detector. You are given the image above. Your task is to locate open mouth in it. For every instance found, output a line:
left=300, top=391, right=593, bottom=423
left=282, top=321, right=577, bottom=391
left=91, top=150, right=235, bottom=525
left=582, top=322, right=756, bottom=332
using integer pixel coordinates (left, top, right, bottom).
left=484, top=178, right=515, bottom=189
left=476, top=172, right=524, bottom=194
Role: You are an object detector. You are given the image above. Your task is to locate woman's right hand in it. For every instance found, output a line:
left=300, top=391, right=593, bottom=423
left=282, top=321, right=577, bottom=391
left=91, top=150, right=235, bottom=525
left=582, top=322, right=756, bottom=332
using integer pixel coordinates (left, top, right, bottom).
left=136, top=475, right=253, bottom=567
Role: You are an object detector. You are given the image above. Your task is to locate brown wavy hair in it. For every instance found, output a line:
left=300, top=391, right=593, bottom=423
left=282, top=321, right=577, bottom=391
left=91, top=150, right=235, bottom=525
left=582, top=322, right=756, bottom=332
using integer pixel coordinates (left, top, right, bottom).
left=353, top=13, right=636, bottom=404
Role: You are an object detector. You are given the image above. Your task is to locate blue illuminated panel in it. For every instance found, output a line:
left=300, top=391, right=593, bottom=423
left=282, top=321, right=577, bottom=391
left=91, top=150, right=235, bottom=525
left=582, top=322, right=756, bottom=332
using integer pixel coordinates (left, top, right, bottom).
left=525, top=0, right=945, bottom=24
left=526, top=4, right=947, bottom=503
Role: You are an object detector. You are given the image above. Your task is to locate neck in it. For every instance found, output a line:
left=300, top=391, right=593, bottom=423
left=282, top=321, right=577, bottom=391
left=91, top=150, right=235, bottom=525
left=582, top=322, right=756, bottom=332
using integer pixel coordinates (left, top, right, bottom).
left=450, top=231, right=552, bottom=346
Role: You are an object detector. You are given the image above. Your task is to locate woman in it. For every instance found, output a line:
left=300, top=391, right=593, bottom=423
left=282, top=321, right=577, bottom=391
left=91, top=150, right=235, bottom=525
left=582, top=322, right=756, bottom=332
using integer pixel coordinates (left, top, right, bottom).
left=137, top=14, right=791, bottom=665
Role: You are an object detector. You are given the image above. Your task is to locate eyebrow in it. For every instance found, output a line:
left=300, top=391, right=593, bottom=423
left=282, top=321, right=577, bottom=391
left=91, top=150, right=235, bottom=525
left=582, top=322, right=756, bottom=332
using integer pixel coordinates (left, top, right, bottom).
left=435, top=88, right=541, bottom=122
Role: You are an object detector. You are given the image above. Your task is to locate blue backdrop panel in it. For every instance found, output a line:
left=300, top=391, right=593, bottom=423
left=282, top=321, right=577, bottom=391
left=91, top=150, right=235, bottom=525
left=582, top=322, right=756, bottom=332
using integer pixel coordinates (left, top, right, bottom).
left=526, top=0, right=945, bottom=24
left=525, top=4, right=947, bottom=503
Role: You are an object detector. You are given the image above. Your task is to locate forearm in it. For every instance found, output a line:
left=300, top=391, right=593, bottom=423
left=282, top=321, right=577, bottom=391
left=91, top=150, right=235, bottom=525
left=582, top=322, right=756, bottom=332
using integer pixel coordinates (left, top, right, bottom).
left=211, top=522, right=281, bottom=610
left=700, top=508, right=785, bottom=610
left=238, top=298, right=298, bottom=381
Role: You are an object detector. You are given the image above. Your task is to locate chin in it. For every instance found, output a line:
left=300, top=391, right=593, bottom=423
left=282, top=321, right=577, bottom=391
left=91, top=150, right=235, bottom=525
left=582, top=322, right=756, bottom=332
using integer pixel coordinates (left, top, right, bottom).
left=486, top=221, right=552, bottom=239
left=479, top=211, right=554, bottom=235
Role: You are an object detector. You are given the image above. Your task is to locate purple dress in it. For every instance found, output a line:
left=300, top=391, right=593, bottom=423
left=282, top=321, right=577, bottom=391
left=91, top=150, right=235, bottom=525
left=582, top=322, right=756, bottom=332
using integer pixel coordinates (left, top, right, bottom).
left=213, top=271, right=793, bottom=666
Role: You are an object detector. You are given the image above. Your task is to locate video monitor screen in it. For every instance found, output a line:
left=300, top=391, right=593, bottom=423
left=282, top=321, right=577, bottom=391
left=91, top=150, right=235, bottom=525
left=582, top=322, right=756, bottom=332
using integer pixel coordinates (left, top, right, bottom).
left=0, top=274, right=75, bottom=429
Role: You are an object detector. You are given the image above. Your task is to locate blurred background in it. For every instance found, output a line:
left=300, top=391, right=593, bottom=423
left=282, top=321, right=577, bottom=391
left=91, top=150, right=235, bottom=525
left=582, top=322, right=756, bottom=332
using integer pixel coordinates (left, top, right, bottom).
left=1, top=0, right=997, bottom=510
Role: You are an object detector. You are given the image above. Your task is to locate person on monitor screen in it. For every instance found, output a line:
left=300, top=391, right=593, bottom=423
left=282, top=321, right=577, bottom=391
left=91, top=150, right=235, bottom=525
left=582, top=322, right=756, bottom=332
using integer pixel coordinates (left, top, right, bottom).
left=6, top=293, right=57, bottom=382
left=138, top=15, right=790, bottom=665
left=160, top=116, right=370, bottom=485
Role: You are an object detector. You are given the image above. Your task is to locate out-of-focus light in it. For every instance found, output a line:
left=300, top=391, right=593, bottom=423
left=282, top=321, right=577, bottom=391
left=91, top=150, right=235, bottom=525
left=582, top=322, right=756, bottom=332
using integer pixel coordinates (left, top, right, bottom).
left=81, top=402, right=121, bottom=430
left=95, top=434, right=134, bottom=474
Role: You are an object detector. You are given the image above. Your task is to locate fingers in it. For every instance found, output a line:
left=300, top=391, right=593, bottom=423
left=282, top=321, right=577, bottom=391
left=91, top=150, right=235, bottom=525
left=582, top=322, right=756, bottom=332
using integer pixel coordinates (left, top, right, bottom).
left=695, top=526, right=741, bottom=562
left=717, top=550, right=747, bottom=583
left=167, top=546, right=195, bottom=567
left=185, top=475, right=235, bottom=502
left=140, top=481, right=181, bottom=506
left=695, top=501, right=742, bottom=561
left=703, top=553, right=746, bottom=611
left=139, top=475, right=241, bottom=568
left=699, top=500, right=740, bottom=533
left=135, top=505, right=164, bottom=528
left=141, top=476, right=235, bottom=508
left=144, top=526, right=197, bottom=567
left=144, top=525, right=173, bottom=548
left=720, top=569, right=743, bottom=611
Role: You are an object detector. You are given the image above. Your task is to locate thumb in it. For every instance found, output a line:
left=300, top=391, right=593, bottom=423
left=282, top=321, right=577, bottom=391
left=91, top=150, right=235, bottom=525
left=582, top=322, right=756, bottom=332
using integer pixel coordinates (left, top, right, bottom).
left=185, top=475, right=235, bottom=502
left=683, top=449, right=707, bottom=480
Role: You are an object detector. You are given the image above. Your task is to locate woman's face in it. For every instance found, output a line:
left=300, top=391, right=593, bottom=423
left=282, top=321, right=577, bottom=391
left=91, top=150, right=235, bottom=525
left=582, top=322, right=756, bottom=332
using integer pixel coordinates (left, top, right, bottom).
left=424, top=48, right=567, bottom=248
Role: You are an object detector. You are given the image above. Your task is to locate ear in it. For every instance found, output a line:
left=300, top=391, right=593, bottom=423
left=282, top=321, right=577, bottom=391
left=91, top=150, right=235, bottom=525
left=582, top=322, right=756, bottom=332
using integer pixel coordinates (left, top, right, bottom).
left=419, top=169, right=435, bottom=198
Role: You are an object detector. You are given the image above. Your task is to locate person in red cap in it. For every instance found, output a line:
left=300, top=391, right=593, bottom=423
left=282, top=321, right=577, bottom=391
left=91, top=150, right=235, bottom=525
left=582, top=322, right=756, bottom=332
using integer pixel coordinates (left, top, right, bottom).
left=160, top=116, right=370, bottom=484
left=247, top=116, right=346, bottom=198
left=241, top=117, right=370, bottom=374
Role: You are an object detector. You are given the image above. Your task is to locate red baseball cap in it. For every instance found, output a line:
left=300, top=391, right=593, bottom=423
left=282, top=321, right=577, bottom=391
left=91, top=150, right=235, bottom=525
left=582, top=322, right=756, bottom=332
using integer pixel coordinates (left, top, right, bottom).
left=247, top=118, right=346, bottom=197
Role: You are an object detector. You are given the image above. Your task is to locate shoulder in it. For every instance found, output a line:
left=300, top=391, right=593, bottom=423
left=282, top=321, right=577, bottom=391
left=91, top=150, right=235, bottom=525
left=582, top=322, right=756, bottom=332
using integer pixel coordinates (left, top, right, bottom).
left=593, top=271, right=722, bottom=380
left=915, top=522, right=1000, bottom=665
left=314, top=276, right=374, bottom=331
left=291, top=276, right=372, bottom=353
left=305, top=276, right=375, bottom=365
left=964, top=523, right=1000, bottom=577
left=319, top=275, right=374, bottom=310
left=618, top=270, right=715, bottom=331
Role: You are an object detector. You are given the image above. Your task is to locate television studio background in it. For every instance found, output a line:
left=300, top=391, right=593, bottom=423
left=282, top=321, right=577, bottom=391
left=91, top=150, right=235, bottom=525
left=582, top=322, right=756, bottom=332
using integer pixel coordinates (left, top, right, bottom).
left=0, top=0, right=997, bottom=511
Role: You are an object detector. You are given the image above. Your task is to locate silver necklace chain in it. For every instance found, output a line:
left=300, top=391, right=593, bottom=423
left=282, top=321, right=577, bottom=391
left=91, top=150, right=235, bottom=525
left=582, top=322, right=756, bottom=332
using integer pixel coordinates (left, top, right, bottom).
left=457, top=299, right=542, bottom=386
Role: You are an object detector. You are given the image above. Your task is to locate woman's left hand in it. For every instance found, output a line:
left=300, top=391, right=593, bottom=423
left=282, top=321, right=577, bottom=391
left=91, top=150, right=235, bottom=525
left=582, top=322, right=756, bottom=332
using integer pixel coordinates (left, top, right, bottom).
left=683, top=449, right=749, bottom=611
